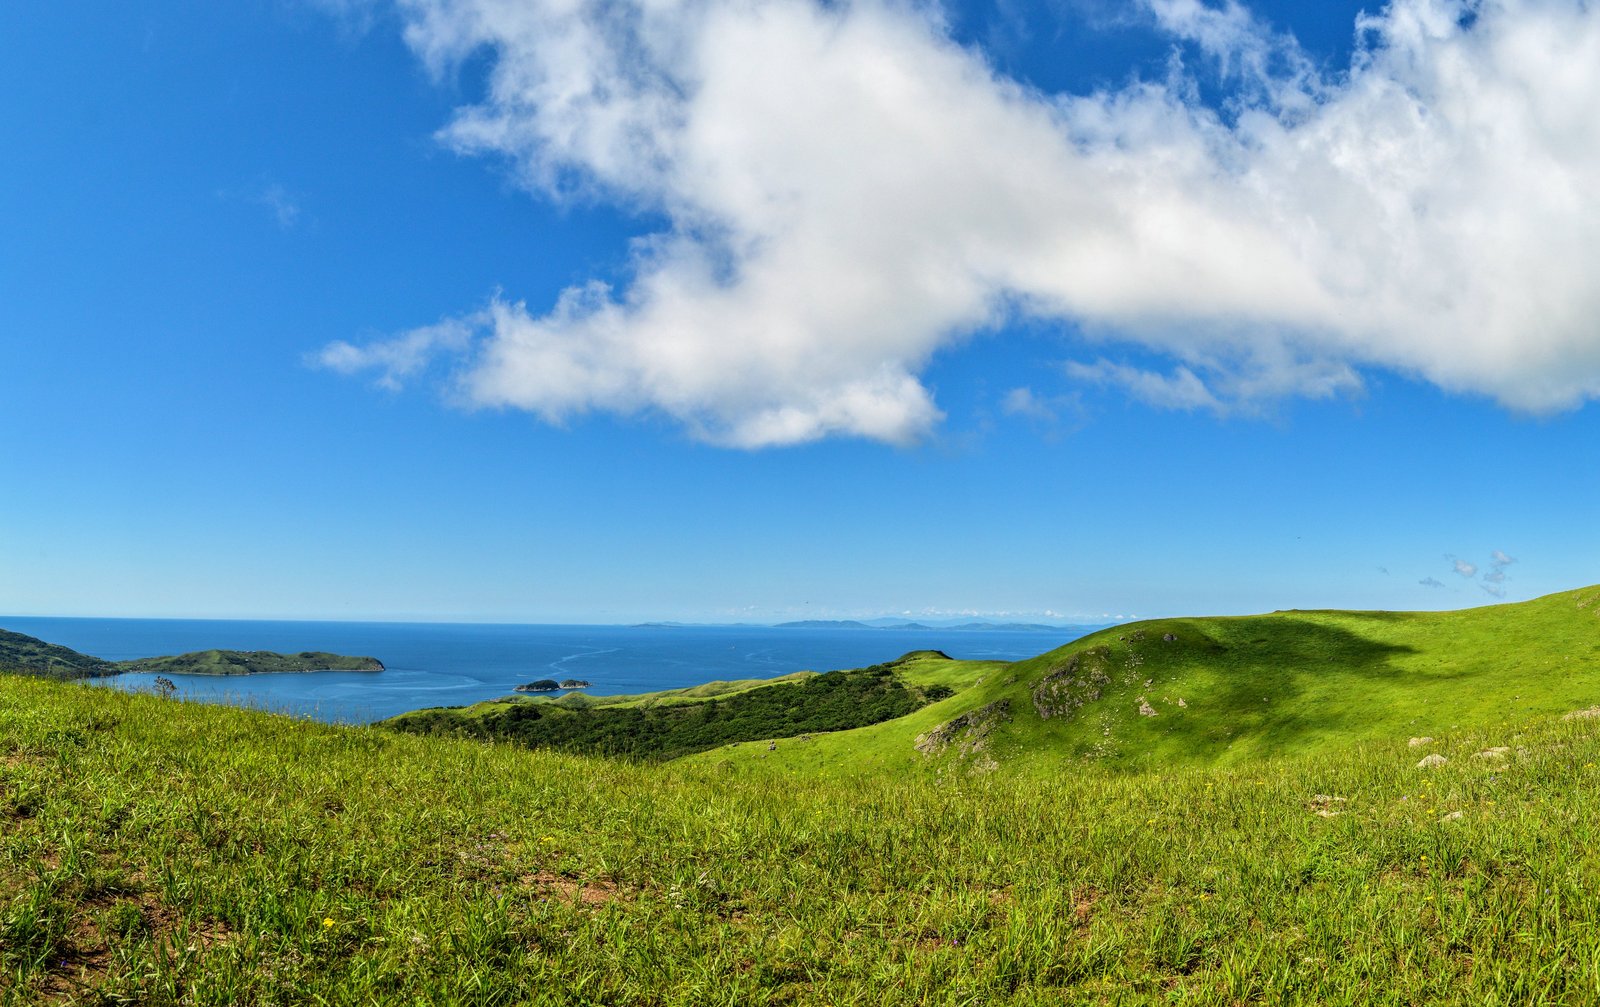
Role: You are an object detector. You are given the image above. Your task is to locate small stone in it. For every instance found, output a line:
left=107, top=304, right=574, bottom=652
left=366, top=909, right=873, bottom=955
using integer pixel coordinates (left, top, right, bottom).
left=1137, top=698, right=1158, bottom=717
left=1563, top=707, right=1600, bottom=721
left=1440, top=811, right=1465, bottom=822
left=1472, top=747, right=1511, bottom=760
left=1417, top=753, right=1448, bottom=769
left=1177, top=698, right=1188, bottom=708
left=1162, top=633, right=1177, bottom=642
left=1408, top=737, right=1434, bottom=748
left=1308, top=794, right=1347, bottom=817
left=768, top=742, right=777, bottom=751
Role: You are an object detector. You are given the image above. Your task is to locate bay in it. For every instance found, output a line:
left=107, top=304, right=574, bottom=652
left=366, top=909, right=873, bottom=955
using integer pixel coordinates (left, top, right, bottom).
left=0, top=616, right=1097, bottom=724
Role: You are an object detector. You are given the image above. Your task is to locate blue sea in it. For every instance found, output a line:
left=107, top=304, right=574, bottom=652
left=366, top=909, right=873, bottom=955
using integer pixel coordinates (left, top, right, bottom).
left=1, top=616, right=1097, bottom=724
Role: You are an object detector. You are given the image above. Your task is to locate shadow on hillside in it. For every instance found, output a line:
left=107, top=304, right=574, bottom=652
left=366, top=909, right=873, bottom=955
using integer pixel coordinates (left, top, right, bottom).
left=1154, top=616, right=1422, bottom=759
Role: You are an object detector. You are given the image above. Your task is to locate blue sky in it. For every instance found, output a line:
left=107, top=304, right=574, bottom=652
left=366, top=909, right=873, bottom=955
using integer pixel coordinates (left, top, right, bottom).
left=2, top=0, right=1596, bottom=623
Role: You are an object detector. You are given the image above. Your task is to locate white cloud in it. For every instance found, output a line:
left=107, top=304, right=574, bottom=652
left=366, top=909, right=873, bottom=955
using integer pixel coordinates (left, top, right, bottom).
left=328, top=0, right=1600, bottom=445
left=1451, top=557, right=1478, bottom=578
left=312, top=317, right=476, bottom=390
left=1491, top=549, right=1517, bottom=567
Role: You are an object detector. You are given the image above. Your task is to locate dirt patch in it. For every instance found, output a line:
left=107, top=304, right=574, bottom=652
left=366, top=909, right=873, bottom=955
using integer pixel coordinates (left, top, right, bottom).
left=1071, top=888, right=1102, bottom=933
left=38, top=889, right=234, bottom=1003
left=519, top=871, right=625, bottom=907
left=1563, top=706, right=1600, bottom=721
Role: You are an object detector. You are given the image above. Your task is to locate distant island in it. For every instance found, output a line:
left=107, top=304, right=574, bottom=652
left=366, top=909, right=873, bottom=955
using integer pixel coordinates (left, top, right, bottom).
left=515, top=678, right=591, bottom=692
left=0, top=628, right=383, bottom=681
left=118, top=650, right=384, bottom=677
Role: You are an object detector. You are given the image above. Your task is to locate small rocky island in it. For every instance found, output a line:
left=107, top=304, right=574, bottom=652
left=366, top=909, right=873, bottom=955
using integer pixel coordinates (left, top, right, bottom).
left=514, top=678, right=591, bottom=692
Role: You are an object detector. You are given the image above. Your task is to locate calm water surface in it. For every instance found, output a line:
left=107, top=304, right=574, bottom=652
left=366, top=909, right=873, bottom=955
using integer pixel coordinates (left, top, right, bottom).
left=2, top=616, right=1098, bottom=724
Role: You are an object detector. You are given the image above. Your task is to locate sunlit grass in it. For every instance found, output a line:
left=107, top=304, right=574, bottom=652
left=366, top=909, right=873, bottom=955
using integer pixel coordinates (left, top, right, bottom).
left=6, top=670, right=1600, bottom=1004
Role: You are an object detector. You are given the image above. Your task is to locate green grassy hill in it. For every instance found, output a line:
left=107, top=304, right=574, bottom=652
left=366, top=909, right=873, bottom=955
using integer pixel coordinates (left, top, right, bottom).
left=0, top=629, right=117, bottom=680
left=6, top=588, right=1600, bottom=1003
left=8, top=664, right=1600, bottom=1003
left=388, top=657, right=955, bottom=761
left=696, top=587, right=1600, bottom=778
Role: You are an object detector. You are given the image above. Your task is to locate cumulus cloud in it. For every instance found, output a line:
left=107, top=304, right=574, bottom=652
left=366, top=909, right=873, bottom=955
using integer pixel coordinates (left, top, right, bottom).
left=1451, top=557, right=1478, bottom=578
left=325, top=0, right=1600, bottom=445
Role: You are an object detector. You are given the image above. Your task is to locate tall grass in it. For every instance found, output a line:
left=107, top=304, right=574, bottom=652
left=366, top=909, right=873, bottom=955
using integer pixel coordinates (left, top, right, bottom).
left=5, top=674, right=1600, bottom=1004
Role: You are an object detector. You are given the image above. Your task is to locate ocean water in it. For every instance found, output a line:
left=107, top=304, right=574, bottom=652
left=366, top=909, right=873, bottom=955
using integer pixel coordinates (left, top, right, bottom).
left=2, top=616, right=1097, bottom=724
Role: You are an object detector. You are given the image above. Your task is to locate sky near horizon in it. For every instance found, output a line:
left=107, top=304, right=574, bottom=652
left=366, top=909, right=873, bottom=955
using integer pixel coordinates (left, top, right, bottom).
left=2, top=0, right=1597, bottom=624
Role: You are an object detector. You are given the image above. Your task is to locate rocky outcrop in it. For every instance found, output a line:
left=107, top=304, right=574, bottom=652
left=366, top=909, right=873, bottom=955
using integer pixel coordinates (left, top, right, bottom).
left=1031, top=653, right=1112, bottom=720
left=915, top=700, right=1012, bottom=758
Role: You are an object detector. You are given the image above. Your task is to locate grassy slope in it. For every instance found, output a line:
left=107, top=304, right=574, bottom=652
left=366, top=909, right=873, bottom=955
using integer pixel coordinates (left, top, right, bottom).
left=10, top=673, right=1600, bottom=1003
left=427, top=671, right=821, bottom=721
left=389, top=661, right=942, bottom=763
left=0, top=630, right=116, bottom=680
left=695, top=587, right=1600, bottom=779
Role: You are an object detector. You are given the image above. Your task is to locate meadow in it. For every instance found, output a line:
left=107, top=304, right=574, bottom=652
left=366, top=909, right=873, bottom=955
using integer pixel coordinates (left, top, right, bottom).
left=4, top=588, right=1600, bottom=1004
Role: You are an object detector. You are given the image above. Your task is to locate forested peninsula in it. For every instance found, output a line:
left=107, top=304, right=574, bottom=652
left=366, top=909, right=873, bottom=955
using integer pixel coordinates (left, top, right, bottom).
left=0, top=628, right=383, bottom=680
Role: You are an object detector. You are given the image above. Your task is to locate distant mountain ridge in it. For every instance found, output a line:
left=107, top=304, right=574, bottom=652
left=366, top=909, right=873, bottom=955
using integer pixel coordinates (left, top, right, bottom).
left=774, top=619, right=1093, bottom=633
left=632, top=619, right=1106, bottom=632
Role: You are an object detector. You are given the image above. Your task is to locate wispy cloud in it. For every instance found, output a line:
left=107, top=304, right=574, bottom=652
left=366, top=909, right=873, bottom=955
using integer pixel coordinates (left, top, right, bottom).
left=322, top=0, right=1600, bottom=445
left=1002, top=387, right=1057, bottom=422
left=1419, top=577, right=1444, bottom=589
left=1065, top=361, right=1222, bottom=413
left=1485, top=549, right=1517, bottom=586
left=1001, top=386, right=1086, bottom=436
left=311, top=318, right=476, bottom=391
left=256, top=184, right=302, bottom=229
